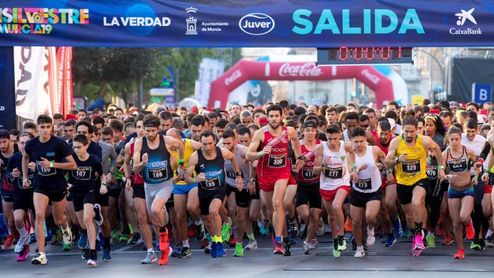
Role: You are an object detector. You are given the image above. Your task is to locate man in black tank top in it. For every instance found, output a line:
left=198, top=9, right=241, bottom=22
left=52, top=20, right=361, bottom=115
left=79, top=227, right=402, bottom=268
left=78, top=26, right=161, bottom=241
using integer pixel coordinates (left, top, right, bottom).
left=185, top=130, right=243, bottom=258
left=132, top=115, right=184, bottom=266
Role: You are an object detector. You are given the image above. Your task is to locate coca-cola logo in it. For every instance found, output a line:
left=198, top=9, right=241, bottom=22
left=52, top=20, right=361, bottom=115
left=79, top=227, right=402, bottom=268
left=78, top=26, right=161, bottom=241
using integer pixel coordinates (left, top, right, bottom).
left=361, top=69, right=380, bottom=85
left=225, top=70, right=242, bottom=86
left=279, top=63, right=322, bottom=77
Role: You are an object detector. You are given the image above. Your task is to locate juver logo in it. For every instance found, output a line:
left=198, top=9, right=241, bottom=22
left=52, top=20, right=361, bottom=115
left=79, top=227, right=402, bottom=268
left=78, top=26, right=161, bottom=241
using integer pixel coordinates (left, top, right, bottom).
left=239, top=13, right=275, bottom=35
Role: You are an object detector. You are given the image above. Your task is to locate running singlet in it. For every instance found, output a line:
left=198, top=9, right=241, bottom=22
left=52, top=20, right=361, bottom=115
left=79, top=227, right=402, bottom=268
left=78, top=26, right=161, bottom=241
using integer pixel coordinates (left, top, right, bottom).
left=320, top=141, right=350, bottom=191
left=7, top=152, right=34, bottom=190
left=352, top=146, right=381, bottom=193
left=224, top=145, right=249, bottom=188
left=141, top=136, right=172, bottom=184
left=297, top=140, right=320, bottom=185
left=395, top=135, right=427, bottom=186
left=371, top=130, right=392, bottom=154
left=195, top=147, right=225, bottom=191
left=446, top=146, right=470, bottom=173
left=130, top=141, right=144, bottom=185
left=257, top=126, right=291, bottom=178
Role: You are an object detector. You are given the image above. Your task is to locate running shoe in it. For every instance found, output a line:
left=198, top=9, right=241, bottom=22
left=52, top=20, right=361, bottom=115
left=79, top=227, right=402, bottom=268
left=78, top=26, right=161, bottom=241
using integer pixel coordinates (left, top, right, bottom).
left=332, top=240, right=341, bottom=258
left=465, top=221, right=475, bottom=240
left=171, top=246, right=181, bottom=257
left=82, top=249, right=90, bottom=260
left=283, top=240, right=291, bottom=256
left=102, top=247, right=111, bottom=261
left=392, top=219, right=402, bottom=239
left=228, top=237, right=237, bottom=248
left=31, top=252, right=47, bottom=265
left=2, top=234, right=14, bottom=249
left=470, top=239, right=482, bottom=251
left=210, top=242, right=218, bottom=258
left=16, top=245, right=30, bottom=262
left=366, top=226, right=375, bottom=247
left=179, top=247, right=192, bottom=259
left=221, top=222, right=231, bottom=242
left=159, top=230, right=170, bottom=265
left=94, top=204, right=103, bottom=226
left=337, top=235, right=347, bottom=251
left=385, top=233, right=396, bottom=247
left=441, top=233, right=454, bottom=246
left=204, top=241, right=212, bottom=254
left=273, top=242, right=285, bottom=255
left=425, top=233, right=436, bottom=248
left=414, top=230, right=425, bottom=250
left=15, top=233, right=30, bottom=253
left=195, top=222, right=205, bottom=240
left=78, top=233, right=88, bottom=249
left=245, top=240, right=258, bottom=250
left=453, top=248, right=465, bottom=259
left=354, top=247, right=365, bottom=258
left=119, top=233, right=129, bottom=243
left=217, top=243, right=226, bottom=257
left=159, top=246, right=172, bottom=265
left=485, top=236, right=494, bottom=248
left=303, top=241, right=310, bottom=255
left=62, top=227, right=72, bottom=251
left=234, top=243, right=244, bottom=257
left=309, top=239, right=318, bottom=250
left=127, top=233, right=141, bottom=245
left=259, top=222, right=269, bottom=237
left=87, top=259, right=97, bottom=267
left=29, top=233, right=36, bottom=244
left=345, top=217, right=353, bottom=232
left=141, top=251, right=158, bottom=264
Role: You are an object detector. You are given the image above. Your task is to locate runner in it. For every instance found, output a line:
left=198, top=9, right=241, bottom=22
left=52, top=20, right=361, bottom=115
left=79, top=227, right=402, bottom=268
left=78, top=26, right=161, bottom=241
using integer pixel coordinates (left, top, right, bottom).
left=132, top=114, right=184, bottom=266
left=0, top=129, right=18, bottom=251
left=385, top=116, right=445, bottom=256
left=294, top=120, right=322, bottom=255
left=23, top=115, right=77, bottom=265
left=185, top=130, right=243, bottom=258
left=167, top=127, right=202, bottom=259
left=8, top=132, right=34, bottom=261
left=348, top=127, right=387, bottom=258
left=221, top=129, right=252, bottom=257
left=246, top=104, right=303, bottom=255
left=68, top=134, right=107, bottom=267
left=443, top=127, right=480, bottom=259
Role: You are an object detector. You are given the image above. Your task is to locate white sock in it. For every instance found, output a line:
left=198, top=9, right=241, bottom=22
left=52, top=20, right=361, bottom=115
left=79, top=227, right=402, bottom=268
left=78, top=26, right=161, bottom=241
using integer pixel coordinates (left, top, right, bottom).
left=486, top=229, right=493, bottom=238
left=147, top=248, right=154, bottom=253
left=182, top=239, right=190, bottom=248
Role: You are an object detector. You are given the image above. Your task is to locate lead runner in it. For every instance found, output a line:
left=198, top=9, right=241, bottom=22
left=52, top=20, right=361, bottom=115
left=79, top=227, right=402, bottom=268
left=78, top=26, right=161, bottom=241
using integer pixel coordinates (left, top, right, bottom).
left=246, top=104, right=304, bottom=255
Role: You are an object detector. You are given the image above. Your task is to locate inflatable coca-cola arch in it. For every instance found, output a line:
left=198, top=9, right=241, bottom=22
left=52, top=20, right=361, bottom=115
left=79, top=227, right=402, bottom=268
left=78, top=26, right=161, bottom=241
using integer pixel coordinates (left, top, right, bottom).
left=207, top=60, right=394, bottom=109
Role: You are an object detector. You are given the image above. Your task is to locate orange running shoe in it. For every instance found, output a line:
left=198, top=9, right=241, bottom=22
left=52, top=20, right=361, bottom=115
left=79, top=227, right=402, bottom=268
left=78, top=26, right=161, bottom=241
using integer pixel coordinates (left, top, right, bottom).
left=453, top=248, right=465, bottom=259
left=159, top=229, right=170, bottom=265
left=2, top=234, right=14, bottom=249
left=441, top=233, right=454, bottom=246
left=465, top=221, right=475, bottom=240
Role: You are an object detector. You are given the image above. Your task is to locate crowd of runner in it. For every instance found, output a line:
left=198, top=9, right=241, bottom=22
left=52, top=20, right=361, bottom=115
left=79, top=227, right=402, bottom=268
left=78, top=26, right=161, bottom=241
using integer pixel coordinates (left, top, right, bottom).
left=2, top=99, right=494, bottom=267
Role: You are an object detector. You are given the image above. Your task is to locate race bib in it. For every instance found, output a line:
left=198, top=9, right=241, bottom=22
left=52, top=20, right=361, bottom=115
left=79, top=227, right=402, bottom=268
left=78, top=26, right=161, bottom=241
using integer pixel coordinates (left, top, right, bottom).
left=36, top=161, right=57, bottom=177
left=355, top=178, right=372, bottom=190
left=201, top=177, right=220, bottom=190
left=302, top=168, right=314, bottom=179
left=426, top=165, right=437, bottom=179
left=146, top=167, right=168, bottom=181
left=72, top=166, right=92, bottom=181
left=268, top=154, right=286, bottom=168
left=226, top=171, right=236, bottom=179
left=324, top=167, right=343, bottom=179
left=402, top=160, right=420, bottom=174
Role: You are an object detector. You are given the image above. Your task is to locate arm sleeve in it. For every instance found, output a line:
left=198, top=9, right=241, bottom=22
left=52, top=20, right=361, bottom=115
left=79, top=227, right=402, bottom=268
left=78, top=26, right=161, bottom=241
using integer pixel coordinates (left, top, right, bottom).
left=480, top=142, right=490, bottom=160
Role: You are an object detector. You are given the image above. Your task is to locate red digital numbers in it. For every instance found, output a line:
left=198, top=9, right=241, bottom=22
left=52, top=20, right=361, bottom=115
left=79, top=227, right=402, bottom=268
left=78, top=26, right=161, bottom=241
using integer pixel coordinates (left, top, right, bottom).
left=339, top=47, right=348, bottom=61
left=335, top=47, right=407, bottom=63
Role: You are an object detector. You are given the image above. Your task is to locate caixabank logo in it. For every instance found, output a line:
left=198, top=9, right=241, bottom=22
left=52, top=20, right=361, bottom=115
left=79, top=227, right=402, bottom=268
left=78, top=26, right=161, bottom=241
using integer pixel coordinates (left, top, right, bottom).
left=0, top=8, right=89, bottom=35
left=449, top=8, right=482, bottom=35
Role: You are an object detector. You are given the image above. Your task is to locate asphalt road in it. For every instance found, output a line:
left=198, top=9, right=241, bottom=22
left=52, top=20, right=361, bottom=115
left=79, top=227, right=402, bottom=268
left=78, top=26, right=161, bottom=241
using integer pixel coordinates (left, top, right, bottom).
left=1, top=235, right=494, bottom=278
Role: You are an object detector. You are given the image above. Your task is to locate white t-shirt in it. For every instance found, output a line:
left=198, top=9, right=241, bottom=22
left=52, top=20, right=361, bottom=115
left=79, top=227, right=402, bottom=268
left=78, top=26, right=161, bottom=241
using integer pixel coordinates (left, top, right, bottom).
left=461, top=134, right=486, bottom=157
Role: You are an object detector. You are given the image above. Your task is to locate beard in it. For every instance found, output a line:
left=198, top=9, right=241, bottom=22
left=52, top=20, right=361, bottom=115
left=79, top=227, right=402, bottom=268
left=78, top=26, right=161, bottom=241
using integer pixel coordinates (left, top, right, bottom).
left=269, top=122, right=280, bottom=129
left=405, top=136, right=413, bottom=143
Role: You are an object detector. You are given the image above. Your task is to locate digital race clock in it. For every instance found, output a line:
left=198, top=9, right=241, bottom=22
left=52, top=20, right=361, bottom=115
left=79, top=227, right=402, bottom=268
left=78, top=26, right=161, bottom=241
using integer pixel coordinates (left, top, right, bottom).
left=317, top=47, right=414, bottom=65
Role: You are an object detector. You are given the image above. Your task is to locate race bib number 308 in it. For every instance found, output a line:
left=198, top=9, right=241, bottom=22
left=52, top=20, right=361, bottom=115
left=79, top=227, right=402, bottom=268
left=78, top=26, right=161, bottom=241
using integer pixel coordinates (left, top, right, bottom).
left=268, top=154, right=286, bottom=168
